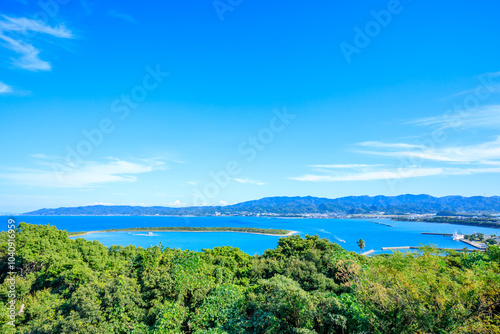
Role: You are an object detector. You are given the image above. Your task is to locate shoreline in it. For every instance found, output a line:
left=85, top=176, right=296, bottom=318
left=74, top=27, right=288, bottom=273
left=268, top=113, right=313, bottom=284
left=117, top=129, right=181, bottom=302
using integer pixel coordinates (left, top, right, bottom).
left=391, top=218, right=500, bottom=230
left=69, top=229, right=298, bottom=238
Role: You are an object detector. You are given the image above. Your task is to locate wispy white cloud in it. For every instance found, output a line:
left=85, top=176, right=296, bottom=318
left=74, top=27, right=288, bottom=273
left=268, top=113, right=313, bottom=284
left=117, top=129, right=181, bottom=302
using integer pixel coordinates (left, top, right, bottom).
left=0, top=156, right=164, bottom=188
left=357, top=141, right=423, bottom=149
left=358, top=136, right=500, bottom=163
left=0, top=33, right=50, bottom=71
left=137, top=157, right=169, bottom=170
left=308, top=164, right=385, bottom=169
left=0, top=81, right=29, bottom=95
left=0, top=15, right=74, bottom=71
left=441, top=71, right=500, bottom=100
left=85, top=202, right=116, bottom=206
left=232, top=178, right=266, bottom=185
left=292, top=135, right=500, bottom=182
left=108, top=10, right=137, bottom=24
left=292, top=77, right=500, bottom=184
left=410, top=105, right=500, bottom=130
left=0, top=16, right=73, bottom=38
left=291, top=167, right=443, bottom=182
left=0, top=81, right=13, bottom=94
left=290, top=166, right=500, bottom=182
left=169, top=200, right=187, bottom=207
left=441, top=72, right=500, bottom=101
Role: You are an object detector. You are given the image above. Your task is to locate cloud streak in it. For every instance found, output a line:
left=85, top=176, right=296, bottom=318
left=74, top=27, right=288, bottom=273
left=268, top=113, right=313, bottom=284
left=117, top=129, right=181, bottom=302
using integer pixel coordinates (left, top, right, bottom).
left=0, top=157, right=164, bottom=188
left=108, top=10, right=137, bottom=24
left=308, top=164, right=385, bottom=169
left=292, top=74, right=500, bottom=183
left=291, top=166, right=500, bottom=182
left=441, top=71, right=500, bottom=100
left=0, top=82, right=13, bottom=94
left=291, top=137, right=500, bottom=182
left=232, top=178, right=266, bottom=185
left=0, top=16, right=73, bottom=38
left=0, top=15, right=74, bottom=71
left=290, top=167, right=443, bottom=182
left=410, top=105, right=500, bottom=130
left=358, top=136, right=500, bottom=163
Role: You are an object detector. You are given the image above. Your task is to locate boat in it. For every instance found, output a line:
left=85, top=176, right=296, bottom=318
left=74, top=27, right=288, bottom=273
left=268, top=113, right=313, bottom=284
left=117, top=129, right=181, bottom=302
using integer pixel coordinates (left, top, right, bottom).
left=148, top=232, right=154, bottom=236
left=334, top=236, right=346, bottom=243
left=452, top=231, right=464, bottom=241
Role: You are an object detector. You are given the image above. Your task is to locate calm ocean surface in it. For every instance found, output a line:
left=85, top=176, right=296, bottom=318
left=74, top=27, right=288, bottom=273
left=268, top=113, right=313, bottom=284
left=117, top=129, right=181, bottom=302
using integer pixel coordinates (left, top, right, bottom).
left=4, top=215, right=499, bottom=255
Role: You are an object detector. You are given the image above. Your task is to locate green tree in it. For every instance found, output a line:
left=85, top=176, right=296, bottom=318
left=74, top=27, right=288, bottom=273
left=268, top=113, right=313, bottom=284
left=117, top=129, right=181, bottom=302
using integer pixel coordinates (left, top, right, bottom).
left=1, top=223, right=499, bottom=333
left=249, top=275, right=317, bottom=333
left=357, top=239, right=365, bottom=253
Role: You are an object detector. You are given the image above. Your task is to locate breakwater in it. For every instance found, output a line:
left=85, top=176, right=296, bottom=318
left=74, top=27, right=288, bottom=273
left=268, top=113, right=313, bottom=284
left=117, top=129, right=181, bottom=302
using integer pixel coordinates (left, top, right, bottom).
left=371, top=221, right=393, bottom=227
left=382, top=246, right=482, bottom=252
left=422, top=232, right=453, bottom=236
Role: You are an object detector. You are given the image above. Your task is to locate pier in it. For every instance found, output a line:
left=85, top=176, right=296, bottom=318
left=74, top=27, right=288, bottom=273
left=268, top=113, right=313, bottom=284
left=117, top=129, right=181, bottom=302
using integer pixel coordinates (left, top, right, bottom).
left=459, top=239, right=487, bottom=250
left=382, top=246, right=483, bottom=252
left=370, top=221, right=393, bottom=227
left=361, top=249, right=375, bottom=256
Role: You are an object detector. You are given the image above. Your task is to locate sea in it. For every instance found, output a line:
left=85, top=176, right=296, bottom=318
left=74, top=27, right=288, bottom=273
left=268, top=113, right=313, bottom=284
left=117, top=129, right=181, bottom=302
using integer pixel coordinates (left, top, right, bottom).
left=3, top=215, right=499, bottom=255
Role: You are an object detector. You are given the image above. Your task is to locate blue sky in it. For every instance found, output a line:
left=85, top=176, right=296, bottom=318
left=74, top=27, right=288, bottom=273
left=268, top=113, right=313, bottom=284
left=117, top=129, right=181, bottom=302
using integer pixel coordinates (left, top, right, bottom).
left=1, top=0, right=500, bottom=213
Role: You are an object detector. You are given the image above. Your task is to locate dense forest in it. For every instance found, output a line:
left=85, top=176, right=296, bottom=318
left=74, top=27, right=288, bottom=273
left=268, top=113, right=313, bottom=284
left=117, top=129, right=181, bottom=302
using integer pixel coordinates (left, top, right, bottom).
left=1, top=223, right=500, bottom=333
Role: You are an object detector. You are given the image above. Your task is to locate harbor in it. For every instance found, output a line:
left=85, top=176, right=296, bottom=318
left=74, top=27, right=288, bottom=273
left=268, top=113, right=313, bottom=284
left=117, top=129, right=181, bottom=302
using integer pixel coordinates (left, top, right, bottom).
left=379, top=231, right=497, bottom=252
left=382, top=246, right=483, bottom=252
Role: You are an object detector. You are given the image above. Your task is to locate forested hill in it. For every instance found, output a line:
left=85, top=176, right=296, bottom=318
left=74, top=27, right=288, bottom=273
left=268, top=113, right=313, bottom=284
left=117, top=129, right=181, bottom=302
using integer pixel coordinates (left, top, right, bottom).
left=25, top=194, right=500, bottom=215
left=1, top=223, right=500, bottom=332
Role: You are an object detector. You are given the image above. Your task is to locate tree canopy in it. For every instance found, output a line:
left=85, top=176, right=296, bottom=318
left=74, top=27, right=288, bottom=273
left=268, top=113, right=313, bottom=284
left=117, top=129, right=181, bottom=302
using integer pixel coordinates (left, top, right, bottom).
left=1, top=222, right=499, bottom=333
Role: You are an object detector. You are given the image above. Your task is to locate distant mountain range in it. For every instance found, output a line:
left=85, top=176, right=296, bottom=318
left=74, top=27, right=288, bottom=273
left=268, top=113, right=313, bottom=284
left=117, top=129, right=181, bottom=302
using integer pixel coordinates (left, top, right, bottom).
left=24, top=194, right=500, bottom=216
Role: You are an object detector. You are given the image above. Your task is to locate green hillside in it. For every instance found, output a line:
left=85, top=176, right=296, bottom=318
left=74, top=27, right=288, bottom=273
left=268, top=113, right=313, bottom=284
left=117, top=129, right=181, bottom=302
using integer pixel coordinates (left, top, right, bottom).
left=1, top=223, right=499, bottom=333
left=26, top=194, right=500, bottom=216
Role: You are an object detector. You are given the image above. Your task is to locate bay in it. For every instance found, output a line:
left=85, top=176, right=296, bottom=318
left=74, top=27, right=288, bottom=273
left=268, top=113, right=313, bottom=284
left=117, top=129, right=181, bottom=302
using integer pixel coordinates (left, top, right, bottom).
left=3, top=215, right=498, bottom=255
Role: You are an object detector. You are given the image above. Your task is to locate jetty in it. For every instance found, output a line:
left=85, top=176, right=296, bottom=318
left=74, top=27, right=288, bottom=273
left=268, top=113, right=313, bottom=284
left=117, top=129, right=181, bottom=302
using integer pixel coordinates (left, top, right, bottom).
left=422, top=232, right=487, bottom=249
left=382, top=246, right=410, bottom=250
left=361, top=249, right=375, bottom=256
left=459, top=239, right=487, bottom=250
left=371, top=221, right=393, bottom=227
left=382, top=246, right=483, bottom=252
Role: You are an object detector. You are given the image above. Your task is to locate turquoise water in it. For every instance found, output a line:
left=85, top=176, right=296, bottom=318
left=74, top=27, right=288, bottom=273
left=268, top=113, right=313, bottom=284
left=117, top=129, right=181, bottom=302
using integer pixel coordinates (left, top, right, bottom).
left=4, top=216, right=499, bottom=255
left=80, top=231, right=281, bottom=255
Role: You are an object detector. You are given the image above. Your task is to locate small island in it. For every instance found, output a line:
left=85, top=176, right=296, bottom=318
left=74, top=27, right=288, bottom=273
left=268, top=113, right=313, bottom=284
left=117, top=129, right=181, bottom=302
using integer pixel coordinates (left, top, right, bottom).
left=67, top=226, right=296, bottom=237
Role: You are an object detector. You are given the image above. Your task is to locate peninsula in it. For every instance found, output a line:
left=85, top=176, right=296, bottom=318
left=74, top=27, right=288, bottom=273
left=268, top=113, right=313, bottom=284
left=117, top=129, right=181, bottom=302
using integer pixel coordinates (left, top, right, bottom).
left=67, top=226, right=295, bottom=237
left=393, top=214, right=500, bottom=229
